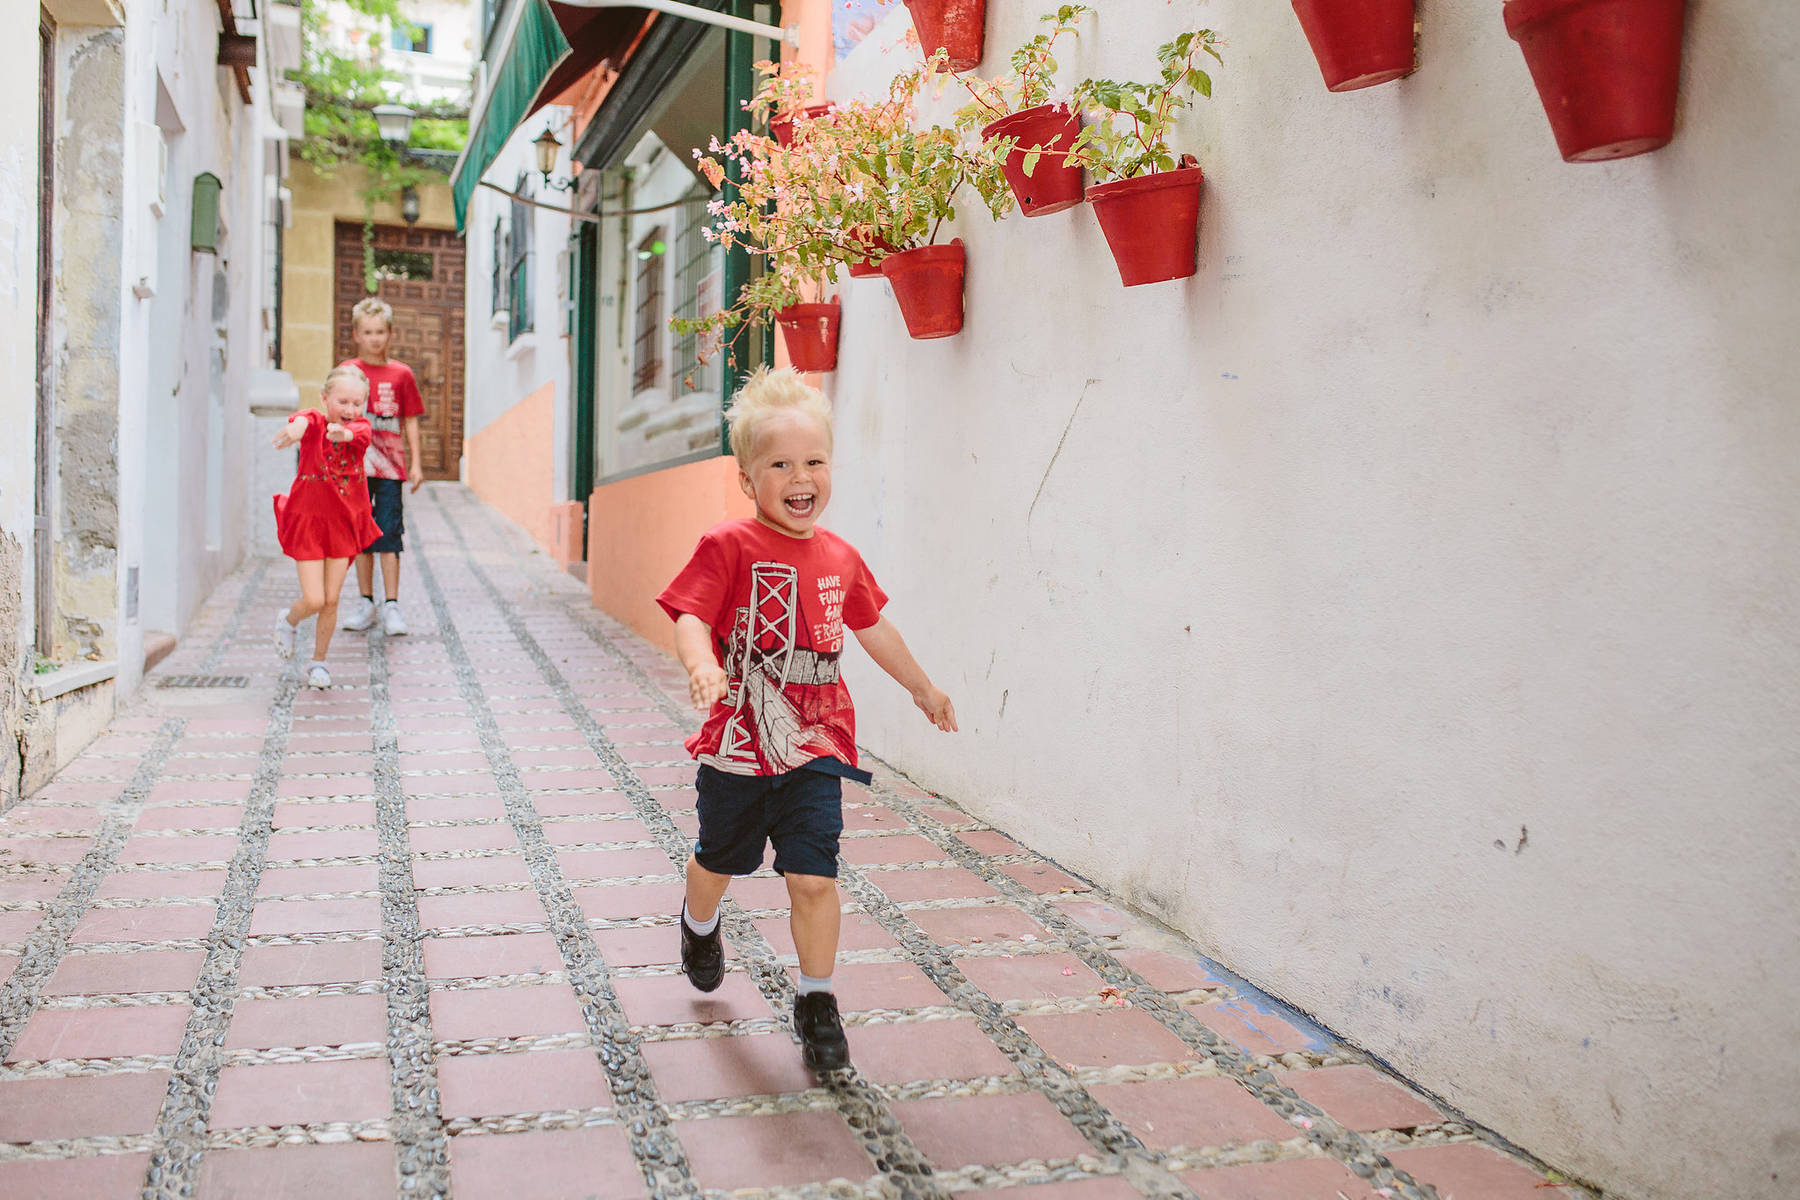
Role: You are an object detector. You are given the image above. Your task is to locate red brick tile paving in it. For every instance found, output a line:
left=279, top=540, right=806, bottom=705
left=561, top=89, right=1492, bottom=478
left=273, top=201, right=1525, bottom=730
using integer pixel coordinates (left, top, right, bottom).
left=613, top=972, right=772, bottom=1026
left=1001, top=860, right=1092, bottom=893
left=861, top=865, right=999, bottom=902
left=237, top=939, right=383, bottom=986
left=272, top=799, right=377, bottom=828
left=675, top=1110, right=872, bottom=1190
left=249, top=897, right=382, bottom=935
left=436, top=1047, right=612, bottom=1117
left=209, top=1059, right=392, bottom=1128
left=818, top=959, right=947, bottom=1011
left=44, top=948, right=206, bottom=995
left=639, top=1032, right=816, bottom=1101
left=1089, top=1076, right=1296, bottom=1149
left=135, top=804, right=246, bottom=831
left=837, top=833, right=951, bottom=866
left=1385, top=1142, right=1563, bottom=1199
left=889, top=1092, right=1093, bottom=1170
left=0, top=1070, right=172, bottom=1139
left=448, top=1126, right=646, bottom=1200
left=989, top=1181, right=1145, bottom=1200
left=413, top=855, right=535, bottom=890
left=406, top=822, right=519, bottom=853
left=558, top=846, right=679, bottom=880
left=423, top=931, right=566, bottom=978
left=909, top=903, right=1052, bottom=948
left=1188, top=999, right=1322, bottom=1056
left=427, top=983, right=589, bottom=1040
left=956, top=951, right=1105, bottom=1001
left=1179, top=1157, right=1385, bottom=1199
left=1112, top=946, right=1223, bottom=993
left=0, top=1154, right=154, bottom=1200
left=754, top=912, right=898, bottom=957
left=223, top=993, right=387, bottom=1050
left=68, top=901, right=217, bottom=943
left=848, top=1016, right=1019, bottom=1084
left=1277, top=1064, right=1444, bottom=1133
left=1017, top=1009, right=1203, bottom=1071
left=255, top=863, right=380, bottom=895
left=571, top=880, right=687, bottom=921
left=198, top=1142, right=396, bottom=1200
left=7, top=1003, right=193, bottom=1061
left=418, top=889, right=550, bottom=929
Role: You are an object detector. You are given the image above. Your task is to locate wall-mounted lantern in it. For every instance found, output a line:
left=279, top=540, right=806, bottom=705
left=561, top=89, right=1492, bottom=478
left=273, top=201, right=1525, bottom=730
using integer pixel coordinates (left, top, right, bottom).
left=191, top=172, right=222, bottom=253
left=401, top=185, right=421, bottom=226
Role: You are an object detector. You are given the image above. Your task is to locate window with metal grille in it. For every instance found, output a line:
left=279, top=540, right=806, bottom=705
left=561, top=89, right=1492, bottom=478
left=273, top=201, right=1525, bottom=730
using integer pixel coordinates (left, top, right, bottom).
left=508, top=176, right=534, bottom=341
left=671, top=192, right=721, bottom=396
left=631, top=227, right=666, bottom=393
left=491, top=217, right=507, bottom=316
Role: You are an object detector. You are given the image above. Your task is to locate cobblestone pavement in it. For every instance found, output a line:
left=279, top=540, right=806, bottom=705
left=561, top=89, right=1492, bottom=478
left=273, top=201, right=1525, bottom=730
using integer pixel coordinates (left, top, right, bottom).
left=0, top=486, right=1593, bottom=1200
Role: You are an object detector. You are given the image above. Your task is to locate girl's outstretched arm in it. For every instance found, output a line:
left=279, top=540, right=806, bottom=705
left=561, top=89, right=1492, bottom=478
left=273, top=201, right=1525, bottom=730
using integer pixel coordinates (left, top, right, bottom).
left=271, top=413, right=309, bottom=449
left=852, top=617, right=957, bottom=732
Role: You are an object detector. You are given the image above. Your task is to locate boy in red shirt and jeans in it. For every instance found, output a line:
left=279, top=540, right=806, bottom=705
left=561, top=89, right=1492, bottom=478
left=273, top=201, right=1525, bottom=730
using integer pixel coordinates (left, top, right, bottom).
left=657, top=366, right=957, bottom=1071
left=337, top=297, right=425, bottom=636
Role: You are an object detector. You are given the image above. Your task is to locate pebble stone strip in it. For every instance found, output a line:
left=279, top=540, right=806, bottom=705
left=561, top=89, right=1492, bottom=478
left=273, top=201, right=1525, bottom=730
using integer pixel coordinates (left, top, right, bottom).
left=365, top=612, right=451, bottom=1194
left=141, top=637, right=305, bottom=1195
left=441, top=489, right=1449, bottom=1200
left=407, top=539, right=710, bottom=1200
left=421, top=500, right=949, bottom=1199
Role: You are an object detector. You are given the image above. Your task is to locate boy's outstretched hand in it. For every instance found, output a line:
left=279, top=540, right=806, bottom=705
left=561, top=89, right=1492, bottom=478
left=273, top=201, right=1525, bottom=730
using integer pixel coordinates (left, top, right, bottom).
left=688, top=664, right=729, bottom=711
left=913, top=686, right=958, bottom=732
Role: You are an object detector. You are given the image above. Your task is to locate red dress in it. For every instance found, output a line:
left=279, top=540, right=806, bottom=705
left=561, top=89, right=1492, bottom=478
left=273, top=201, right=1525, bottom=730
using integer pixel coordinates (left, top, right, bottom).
left=272, top=410, right=384, bottom=560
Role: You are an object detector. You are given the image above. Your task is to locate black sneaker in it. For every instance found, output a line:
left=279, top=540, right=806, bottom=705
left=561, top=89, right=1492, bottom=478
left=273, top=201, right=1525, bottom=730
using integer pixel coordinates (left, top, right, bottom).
left=679, top=912, right=723, bottom=992
left=794, top=991, right=850, bottom=1072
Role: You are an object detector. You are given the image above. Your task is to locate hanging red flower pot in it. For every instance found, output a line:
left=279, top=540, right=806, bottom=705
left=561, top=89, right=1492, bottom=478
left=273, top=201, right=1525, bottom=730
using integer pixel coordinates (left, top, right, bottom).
left=1291, top=0, right=1417, bottom=92
left=770, top=103, right=835, bottom=148
left=775, top=301, right=841, bottom=372
left=982, top=104, right=1084, bottom=216
left=1504, top=0, right=1687, bottom=162
left=903, top=0, right=986, bottom=73
left=1085, top=159, right=1204, bottom=288
left=880, top=241, right=965, bottom=340
left=846, top=231, right=899, bottom=279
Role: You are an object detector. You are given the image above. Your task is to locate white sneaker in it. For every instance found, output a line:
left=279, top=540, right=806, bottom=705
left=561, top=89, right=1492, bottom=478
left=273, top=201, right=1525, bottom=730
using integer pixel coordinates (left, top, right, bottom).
left=274, top=611, right=297, bottom=659
left=306, top=661, right=331, bottom=688
left=380, top=600, right=409, bottom=636
left=340, top=595, right=377, bottom=631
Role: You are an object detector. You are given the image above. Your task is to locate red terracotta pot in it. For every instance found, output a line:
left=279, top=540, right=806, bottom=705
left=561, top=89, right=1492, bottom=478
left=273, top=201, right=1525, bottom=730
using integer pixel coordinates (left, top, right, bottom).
left=880, top=241, right=965, bottom=340
left=775, top=301, right=840, bottom=372
left=1291, top=0, right=1417, bottom=92
left=846, top=232, right=899, bottom=278
left=1085, top=162, right=1204, bottom=288
left=770, top=102, right=835, bottom=148
left=982, top=104, right=1084, bottom=217
left=903, top=0, right=986, bottom=73
left=1504, top=0, right=1686, bottom=162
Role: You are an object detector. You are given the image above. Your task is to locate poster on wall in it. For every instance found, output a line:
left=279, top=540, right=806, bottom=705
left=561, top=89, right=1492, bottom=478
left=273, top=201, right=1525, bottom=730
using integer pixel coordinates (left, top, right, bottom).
left=834, top=0, right=902, bottom=60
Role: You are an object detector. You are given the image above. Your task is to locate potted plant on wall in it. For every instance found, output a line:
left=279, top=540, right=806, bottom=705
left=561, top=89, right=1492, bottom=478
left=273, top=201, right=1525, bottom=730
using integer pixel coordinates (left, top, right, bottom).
left=951, top=4, right=1092, bottom=217
left=1067, top=26, right=1224, bottom=287
left=749, top=59, right=835, bottom=148
left=904, top=0, right=987, bottom=73
left=1290, top=0, right=1417, bottom=92
left=1503, top=0, right=1687, bottom=162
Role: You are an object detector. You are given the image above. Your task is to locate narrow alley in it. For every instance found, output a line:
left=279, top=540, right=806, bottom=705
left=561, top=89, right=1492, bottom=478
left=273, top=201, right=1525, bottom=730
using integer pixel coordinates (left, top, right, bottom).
left=0, top=486, right=1572, bottom=1199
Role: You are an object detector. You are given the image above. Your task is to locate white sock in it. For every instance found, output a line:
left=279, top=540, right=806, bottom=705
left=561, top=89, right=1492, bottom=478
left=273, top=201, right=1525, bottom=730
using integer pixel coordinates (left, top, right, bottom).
left=797, top=972, right=833, bottom=997
left=306, top=660, right=326, bottom=671
left=683, top=901, right=719, bottom=936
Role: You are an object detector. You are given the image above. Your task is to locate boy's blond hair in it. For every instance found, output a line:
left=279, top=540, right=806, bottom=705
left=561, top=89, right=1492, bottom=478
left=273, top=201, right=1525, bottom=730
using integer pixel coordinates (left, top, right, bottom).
left=725, top=366, right=833, bottom=465
left=322, top=364, right=370, bottom=400
left=351, top=296, right=394, bottom=330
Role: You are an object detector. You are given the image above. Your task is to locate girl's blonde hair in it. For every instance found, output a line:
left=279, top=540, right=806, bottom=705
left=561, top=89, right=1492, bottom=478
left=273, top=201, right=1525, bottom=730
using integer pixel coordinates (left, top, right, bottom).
left=322, top=364, right=370, bottom=401
left=351, top=296, right=394, bottom=330
left=725, top=366, right=833, bottom=465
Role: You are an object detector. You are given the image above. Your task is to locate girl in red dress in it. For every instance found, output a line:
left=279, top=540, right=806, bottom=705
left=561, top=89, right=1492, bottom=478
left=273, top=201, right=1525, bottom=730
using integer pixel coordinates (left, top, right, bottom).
left=271, top=366, right=384, bottom=687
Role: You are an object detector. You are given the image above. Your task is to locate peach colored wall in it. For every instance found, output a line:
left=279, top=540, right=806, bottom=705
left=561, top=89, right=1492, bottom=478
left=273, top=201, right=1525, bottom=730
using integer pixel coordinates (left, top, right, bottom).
left=588, top=455, right=753, bottom=654
left=465, top=382, right=557, bottom=554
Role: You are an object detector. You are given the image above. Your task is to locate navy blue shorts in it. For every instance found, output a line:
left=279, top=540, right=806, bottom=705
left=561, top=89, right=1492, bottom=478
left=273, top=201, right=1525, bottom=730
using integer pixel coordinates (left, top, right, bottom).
left=694, top=763, right=844, bottom=878
left=366, top=478, right=405, bottom=554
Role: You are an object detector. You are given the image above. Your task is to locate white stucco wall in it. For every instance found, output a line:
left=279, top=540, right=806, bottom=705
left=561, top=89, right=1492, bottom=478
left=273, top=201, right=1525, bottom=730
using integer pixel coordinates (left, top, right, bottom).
left=461, top=106, right=571, bottom=495
left=824, top=4, right=1800, bottom=1199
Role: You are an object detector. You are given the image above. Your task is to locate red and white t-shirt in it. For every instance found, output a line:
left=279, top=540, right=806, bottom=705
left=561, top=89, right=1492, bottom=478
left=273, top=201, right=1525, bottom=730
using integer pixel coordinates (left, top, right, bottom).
left=342, top=358, right=425, bottom=480
left=656, top=519, right=888, bottom=776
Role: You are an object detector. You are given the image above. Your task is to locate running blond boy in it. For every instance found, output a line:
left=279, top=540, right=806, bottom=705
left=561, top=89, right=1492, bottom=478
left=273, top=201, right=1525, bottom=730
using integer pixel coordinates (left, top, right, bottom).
left=338, top=297, right=425, bottom=636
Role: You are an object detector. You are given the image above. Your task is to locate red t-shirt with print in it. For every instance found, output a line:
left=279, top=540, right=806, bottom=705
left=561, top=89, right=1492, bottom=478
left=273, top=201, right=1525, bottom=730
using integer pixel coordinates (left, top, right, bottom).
left=342, top=358, right=425, bottom=480
left=656, top=519, right=888, bottom=776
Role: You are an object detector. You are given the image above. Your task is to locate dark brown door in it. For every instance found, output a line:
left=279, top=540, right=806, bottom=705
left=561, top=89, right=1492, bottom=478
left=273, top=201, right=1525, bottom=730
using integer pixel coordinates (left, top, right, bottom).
left=334, top=221, right=466, bottom=480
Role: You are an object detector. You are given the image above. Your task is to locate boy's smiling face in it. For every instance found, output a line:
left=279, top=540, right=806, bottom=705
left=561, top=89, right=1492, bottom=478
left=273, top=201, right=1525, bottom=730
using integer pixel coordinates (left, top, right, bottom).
left=739, top=410, right=832, bottom=539
left=352, top=314, right=392, bottom=363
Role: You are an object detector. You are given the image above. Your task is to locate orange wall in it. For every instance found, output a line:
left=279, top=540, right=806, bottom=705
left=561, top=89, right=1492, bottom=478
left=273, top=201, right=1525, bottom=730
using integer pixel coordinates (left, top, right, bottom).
left=466, top=383, right=557, bottom=554
left=588, top=455, right=753, bottom=654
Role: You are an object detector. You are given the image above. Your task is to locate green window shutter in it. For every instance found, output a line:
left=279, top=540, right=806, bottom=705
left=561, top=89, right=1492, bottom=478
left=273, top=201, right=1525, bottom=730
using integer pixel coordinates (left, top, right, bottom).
left=191, top=172, right=222, bottom=253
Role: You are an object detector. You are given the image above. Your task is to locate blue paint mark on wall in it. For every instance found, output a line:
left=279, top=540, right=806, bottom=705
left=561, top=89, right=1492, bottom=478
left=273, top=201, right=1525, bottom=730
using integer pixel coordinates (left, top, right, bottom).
left=1186, top=954, right=1335, bottom=1052
left=835, top=0, right=902, bottom=60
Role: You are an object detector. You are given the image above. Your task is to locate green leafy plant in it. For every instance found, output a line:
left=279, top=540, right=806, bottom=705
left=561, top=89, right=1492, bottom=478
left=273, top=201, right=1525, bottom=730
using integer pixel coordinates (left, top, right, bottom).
left=1068, top=27, right=1224, bottom=182
left=951, top=4, right=1092, bottom=131
left=675, top=56, right=1014, bottom=357
left=746, top=58, right=820, bottom=134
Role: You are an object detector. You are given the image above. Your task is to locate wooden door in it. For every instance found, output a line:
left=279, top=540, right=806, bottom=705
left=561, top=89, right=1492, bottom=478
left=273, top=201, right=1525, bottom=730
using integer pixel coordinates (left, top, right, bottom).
left=333, top=221, right=466, bottom=480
